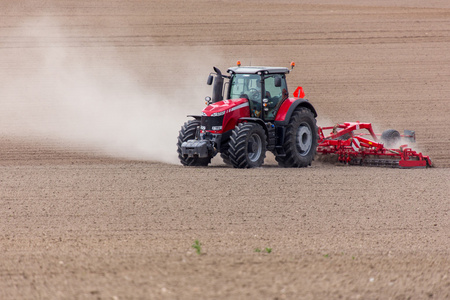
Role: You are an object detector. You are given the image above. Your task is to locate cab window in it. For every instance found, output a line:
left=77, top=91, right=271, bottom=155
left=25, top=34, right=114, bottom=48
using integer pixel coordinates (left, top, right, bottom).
left=264, top=74, right=287, bottom=120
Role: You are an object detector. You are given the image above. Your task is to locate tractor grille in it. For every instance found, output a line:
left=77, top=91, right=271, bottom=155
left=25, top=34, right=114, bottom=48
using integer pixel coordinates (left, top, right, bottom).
left=201, top=115, right=224, bottom=131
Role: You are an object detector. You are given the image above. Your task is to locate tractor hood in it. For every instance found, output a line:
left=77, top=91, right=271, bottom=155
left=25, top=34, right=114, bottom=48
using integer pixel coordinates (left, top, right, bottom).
left=202, top=98, right=249, bottom=117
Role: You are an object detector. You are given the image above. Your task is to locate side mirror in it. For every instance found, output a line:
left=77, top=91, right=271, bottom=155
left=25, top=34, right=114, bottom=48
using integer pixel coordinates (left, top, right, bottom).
left=207, top=75, right=213, bottom=85
left=274, top=76, right=282, bottom=87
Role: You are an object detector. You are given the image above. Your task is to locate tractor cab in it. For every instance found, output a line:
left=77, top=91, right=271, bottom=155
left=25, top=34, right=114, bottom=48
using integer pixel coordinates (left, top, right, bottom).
left=208, top=65, right=290, bottom=121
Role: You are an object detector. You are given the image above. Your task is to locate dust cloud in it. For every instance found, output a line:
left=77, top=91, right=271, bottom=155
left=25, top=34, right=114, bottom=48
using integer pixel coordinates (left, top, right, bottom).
left=0, top=18, right=216, bottom=164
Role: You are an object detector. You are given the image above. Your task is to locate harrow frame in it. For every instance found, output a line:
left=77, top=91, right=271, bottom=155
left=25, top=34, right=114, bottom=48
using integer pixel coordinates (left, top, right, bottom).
left=317, top=122, right=432, bottom=168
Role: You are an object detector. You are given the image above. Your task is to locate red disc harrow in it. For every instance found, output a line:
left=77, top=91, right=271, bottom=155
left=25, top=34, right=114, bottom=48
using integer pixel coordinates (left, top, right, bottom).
left=317, top=122, right=432, bottom=168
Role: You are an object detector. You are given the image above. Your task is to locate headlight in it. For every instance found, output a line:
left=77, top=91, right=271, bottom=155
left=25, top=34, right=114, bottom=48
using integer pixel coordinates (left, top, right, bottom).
left=211, top=111, right=226, bottom=117
left=212, top=126, right=222, bottom=131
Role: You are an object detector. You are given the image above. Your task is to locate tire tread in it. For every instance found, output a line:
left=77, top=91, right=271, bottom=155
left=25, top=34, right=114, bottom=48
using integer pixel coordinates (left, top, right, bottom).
left=275, top=107, right=318, bottom=168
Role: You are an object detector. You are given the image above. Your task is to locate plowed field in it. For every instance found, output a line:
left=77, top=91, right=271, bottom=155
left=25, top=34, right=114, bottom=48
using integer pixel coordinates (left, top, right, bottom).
left=1, top=1, right=449, bottom=299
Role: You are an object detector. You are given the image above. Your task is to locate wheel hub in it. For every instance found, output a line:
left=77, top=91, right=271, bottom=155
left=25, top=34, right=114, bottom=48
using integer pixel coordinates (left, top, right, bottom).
left=297, top=123, right=312, bottom=156
left=248, top=134, right=262, bottom=162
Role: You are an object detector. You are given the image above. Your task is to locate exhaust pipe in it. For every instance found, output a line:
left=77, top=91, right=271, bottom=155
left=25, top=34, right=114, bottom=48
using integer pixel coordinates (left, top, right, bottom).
left=211, top=67, right=223, bottom=103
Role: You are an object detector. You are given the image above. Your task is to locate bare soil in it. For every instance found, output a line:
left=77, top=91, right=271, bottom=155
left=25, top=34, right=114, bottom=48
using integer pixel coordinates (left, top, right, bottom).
left=1, top=1, right=449, bottom=299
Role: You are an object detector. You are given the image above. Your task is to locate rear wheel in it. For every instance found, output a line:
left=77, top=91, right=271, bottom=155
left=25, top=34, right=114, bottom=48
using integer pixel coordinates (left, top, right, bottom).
left=276, top=107, right=318, bottom=167
left=229, top=123, right=266, bottom=168
left=177, top=120, right=211, bottom=166
left=381, top=129, right=400, bottom=148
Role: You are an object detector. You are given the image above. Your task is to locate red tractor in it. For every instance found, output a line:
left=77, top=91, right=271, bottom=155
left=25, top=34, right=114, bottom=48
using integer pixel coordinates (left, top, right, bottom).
left=177, top=62, right=318, bottom=168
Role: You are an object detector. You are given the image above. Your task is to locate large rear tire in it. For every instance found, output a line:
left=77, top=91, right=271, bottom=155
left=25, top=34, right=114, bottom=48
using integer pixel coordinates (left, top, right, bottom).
left=229, top=123, right=266, bottom=168
left=275, top=107, right=318, bottom=167
left=177, top=120, right=211, bottom=166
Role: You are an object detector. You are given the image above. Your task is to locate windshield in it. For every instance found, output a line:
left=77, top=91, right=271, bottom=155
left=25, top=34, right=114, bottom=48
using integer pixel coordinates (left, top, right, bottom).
left=229, top=74, right=261, bottom=101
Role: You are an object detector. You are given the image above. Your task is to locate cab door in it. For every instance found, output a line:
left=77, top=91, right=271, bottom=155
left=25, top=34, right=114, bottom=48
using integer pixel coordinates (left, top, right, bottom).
left=263, top=74, right=288, bottom=120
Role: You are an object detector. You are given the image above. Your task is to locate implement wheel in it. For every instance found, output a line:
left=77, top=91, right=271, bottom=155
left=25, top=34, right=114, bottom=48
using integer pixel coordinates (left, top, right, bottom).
left=229, top=123, right=266, bottom=168
left=276, top=107, right=318, bottom=167
left=381, top=129, right=400, bottom=148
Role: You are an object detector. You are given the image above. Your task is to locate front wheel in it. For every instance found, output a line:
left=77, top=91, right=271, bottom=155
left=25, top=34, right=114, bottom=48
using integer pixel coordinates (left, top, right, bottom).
left=228, top=123, right=266, bottom=168
left=177, top=120, right=211, bottom=166
left=276, top=107, right=318, bottom=167
left=220, top=152, right=232, bottom=165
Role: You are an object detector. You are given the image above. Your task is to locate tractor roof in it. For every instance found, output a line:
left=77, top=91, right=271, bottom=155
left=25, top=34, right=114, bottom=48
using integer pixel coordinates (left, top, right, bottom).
left=227, top=66, right=290, bottom=75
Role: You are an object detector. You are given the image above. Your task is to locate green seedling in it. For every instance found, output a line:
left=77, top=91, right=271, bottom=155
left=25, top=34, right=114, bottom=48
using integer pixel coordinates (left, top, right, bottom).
left=255, top=247, right=272, bottom=254
left=192, top=240, right=202, bottom=255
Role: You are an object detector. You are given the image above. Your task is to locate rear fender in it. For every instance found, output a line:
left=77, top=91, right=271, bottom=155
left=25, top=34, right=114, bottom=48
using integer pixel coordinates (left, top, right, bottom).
left=274, top=98, right=317, bottom=126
